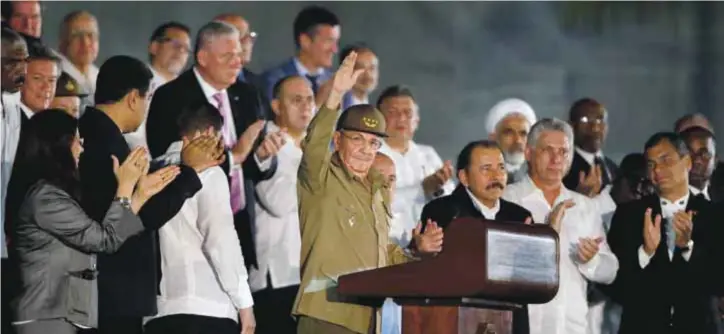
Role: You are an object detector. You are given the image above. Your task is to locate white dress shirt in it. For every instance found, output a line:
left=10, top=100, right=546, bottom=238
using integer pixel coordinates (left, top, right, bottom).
left=1, top=91, right=22, bottom=258
left=379, top=141, right=455, bottom=247
left=152, top=142, right=253, bottom=322
left=249, top=122, right=302, bottom=292
left=124, top=65, right=169, bottom=151
left=503, top=176, right=619, bottom=334
left=349, top=95, right=368, bottom=107
left=465, top=187, right=500, bottom=219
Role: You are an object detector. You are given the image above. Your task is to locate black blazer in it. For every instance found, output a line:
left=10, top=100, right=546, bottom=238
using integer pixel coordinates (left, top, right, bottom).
left=420, top=185, right=533, bottom=334
left=606, top=193, right=724, bottom=334
left=145, top=68, right=277, bottom=268
left=563, top=150, right=619, bottom=193
left=78, top=107, right=202, bottom=318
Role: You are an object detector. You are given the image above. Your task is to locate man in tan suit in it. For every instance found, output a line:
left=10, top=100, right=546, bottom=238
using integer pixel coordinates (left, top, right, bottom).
left=294, top=52, right=443, bottom=334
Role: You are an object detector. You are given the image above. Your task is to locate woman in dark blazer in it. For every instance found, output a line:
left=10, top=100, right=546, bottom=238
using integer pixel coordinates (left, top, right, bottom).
left=5, top=110, right=179, bottom=334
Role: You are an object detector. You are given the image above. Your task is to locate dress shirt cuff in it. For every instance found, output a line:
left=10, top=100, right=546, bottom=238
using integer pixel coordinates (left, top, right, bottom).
left=231, top=280, right=255, bottom=310
left=638, top=245, right=653, bottom=269
left=681, top=240, right=694, bottom=261
left=254, top=153, right=272, bottom=171
left=578, top=250, right=601, bottom=275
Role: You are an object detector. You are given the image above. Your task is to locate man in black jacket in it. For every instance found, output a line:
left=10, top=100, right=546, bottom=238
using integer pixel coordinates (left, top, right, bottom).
left=420, top=140, right=532, bottom=334
left=607, top=132, right=724, bottom=334
left=78, top=55, right=224, bottom=334
left=145, top=21, right=285, bottom=270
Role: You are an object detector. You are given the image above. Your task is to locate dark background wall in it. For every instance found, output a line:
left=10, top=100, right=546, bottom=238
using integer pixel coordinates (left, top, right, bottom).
left=38, top=1, right=724, bottom=162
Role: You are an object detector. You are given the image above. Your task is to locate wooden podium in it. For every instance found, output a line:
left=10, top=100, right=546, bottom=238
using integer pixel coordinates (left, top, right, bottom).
left=337, top=218, right=560, bottom=334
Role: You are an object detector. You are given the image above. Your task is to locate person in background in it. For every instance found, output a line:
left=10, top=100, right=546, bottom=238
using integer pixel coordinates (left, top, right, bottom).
left=262, top=6, right=340, bottom=100
left=484, top=98, right=537, bottom=184
left=145, top=104, right=256, bottom=334
left=249, top=74, right=314, bottom=334
left=7, top=109, right=177, bottom=334
left=124, top=21, right=192, bottom=151
left=607, top=132, right=723, bottom=334
left=1, top=0, right=45, bottom=56
left=609, top=153, right=654, bottom=205
left=1, top=27, right=28, bottom=334
left=213, top=14, right=260, bottom=87
left=680, top=126, right=720, bottom=202
left=377, top=85, right=455, bottom=248
left=18, top=46, right=59, bottom=123
left=317, top=43, right=379, bottom=110
left=50, top=72, right=88, bottom=118
left=57, top=10, right=99, bottom=105
left=503, top=118, right=619, bottom=334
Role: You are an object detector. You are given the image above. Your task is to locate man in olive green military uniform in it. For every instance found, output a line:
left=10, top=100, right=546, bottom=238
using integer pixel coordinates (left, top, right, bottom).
left=294, top=52, right=443, bottom=334
left=50, top=71, right=88, bottom=117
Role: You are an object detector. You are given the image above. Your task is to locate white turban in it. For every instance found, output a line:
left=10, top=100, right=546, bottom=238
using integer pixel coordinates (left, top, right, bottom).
left=485, top=98, right=537, bottom=135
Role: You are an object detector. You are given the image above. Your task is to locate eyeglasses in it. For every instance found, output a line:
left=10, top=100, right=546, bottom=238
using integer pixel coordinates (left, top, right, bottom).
left=690, top=150, right=713, bottom=161
left=341, top=132, right=382, bottom=150
left=157, top=37, right=191, bottom=53
left=577, top=116, right=607, bottom=125
left=241, top=31, right=257, bottom=44
left=646, top=154, right=682, bottom=171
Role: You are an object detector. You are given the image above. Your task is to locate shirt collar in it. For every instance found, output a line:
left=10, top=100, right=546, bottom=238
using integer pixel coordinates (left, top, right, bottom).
left=464, top=187, right=500, bottom=220
left=349, top=94, right=369, bottom=106
left=193, top=67, right=226, bottom=101
left=659, top=192, right=690, bottom=218
left=519, top=174, right=573, bottom=203
left=380, top=139, right=418, bottom=157
left=293, top=57, right=325, bottom=77
left=18, top=101, right=34, bottom=119
left=575, top=146, right=603, bottom=166
left=689, top=185, right=709, bottom=201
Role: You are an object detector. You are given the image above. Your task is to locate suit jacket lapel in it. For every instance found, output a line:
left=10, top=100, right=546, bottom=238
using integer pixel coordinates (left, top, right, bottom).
left=451, top=185, right=483, bottom=219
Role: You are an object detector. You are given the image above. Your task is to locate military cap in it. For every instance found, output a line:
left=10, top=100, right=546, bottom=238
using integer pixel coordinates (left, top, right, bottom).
left=336, top=104, right=387, bottom=137
left=55, top=72, right=89, bottom=98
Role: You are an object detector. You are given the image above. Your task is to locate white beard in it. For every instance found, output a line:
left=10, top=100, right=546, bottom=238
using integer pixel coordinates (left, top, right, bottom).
left=503, top=151, right=526, bottom=168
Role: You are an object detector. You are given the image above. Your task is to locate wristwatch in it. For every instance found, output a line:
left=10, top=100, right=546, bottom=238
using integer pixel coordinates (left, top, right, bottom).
left=679, top=239, right=694, bottom=252
left=114, top=196, right=132, bottom=209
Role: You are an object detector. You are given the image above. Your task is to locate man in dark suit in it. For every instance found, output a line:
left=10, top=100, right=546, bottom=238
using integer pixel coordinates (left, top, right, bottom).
left=261, top=6, right=339, bottom=100
left=606, top=132, right=724, bottom=334
left=680, top=126, right=721, bottom=202
left=563, top=98, right=619, bottom=197
left=145, top=21, right=286, bottom=271
left=78, top=55, right=224, bottom=334
left=420, top=140, right=532, bottom=334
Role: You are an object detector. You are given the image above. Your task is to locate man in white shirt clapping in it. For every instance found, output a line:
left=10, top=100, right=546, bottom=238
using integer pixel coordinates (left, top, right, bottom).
left=145, top=104, right=256, bottom=334
left=503, top=118, right=619, bottom=334
left=251, top=74, right=314, bottom=334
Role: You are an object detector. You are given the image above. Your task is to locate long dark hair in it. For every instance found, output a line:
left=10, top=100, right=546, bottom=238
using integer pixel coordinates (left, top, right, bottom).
left=5, top=109, right=81, bottom=230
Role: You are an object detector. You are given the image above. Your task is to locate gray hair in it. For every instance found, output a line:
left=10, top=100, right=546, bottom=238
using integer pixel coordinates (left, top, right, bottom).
left=194, top=21, right=239, bottom=58
left=527, top=118, right=575, bottom=165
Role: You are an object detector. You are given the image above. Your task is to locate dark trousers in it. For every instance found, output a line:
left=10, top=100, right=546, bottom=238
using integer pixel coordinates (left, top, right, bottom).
left=252, top=279, right=298, bottom=334
left=96, top=316, right=143, bottom=334
left=2, top=258, right=19, bottom=334
left=144, top=314, right=239, bottom=334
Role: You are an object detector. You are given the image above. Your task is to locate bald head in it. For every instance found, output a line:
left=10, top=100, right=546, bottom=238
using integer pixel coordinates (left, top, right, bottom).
left=213, top=13, right=255, bottom=64
left=373, top=153, right=396, bottom=198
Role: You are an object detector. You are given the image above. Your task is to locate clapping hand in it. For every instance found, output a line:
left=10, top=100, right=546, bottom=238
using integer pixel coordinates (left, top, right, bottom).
left=672, top=210, right=694, bottom=248
left=546, top=199, right=575, bottom=233
left=112, top=147, right=149, bottom=197
left=576, top=166, right=602, bottom=197
left=577, top=237, right=603, bottom=263
left=642, top=207, right=662, bottom=256
left=411, top=219, right=444, bottom=256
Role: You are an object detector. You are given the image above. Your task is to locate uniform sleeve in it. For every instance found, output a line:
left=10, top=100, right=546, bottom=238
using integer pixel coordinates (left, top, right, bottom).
left=577, top=203, right=619, bottom=285
left=297, top=105, right=339, bottom=193
left=196, top=168, right=254, bottom=309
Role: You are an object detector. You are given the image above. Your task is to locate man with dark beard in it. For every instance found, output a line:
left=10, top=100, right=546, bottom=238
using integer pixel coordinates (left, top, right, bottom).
left=419, top=140, right=533, bottom=334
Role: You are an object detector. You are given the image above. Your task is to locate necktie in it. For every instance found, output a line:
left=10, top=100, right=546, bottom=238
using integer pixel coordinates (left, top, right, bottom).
left=594, top=156, right=612, bottom=187
left=664, top=216, right=676, bottom=254
left=306, top=74, right=319, bottom=94
left=212, top=92, right=246, bottom=213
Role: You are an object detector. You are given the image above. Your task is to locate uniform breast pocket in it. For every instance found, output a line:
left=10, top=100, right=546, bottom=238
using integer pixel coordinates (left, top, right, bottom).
left=336, top=199, right=360, bottom=230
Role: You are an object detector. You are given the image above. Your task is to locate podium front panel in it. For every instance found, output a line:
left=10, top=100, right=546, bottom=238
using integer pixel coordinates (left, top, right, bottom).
left=486, top=229, right=558, bottom=285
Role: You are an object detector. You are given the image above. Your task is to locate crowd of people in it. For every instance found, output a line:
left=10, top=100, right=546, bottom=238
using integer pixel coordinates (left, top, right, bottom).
left=1, top=2, right=723, bottom=334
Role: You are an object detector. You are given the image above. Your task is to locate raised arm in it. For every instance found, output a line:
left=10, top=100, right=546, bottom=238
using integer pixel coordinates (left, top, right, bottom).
left=298, top=52, right=363, bottom=192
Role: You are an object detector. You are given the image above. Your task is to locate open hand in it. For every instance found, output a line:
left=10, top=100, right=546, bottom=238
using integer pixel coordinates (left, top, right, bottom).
left=546, top=199, right=575, bottom=233
left=642, top=207, right=662, bottom=256
left=577, top=237, right=603, bottom=263
left=113, top=147, right=149, bottom=195
left=330, top=51, right=364, bottom=96
left=181, top=133, right=225, bottom=173
left=134, top=165, right=180, bottom=202
left=255, top=129, right=287, bottom=161
left=412, top=219, right=444, bottom=255
left=672, top=210, right=693, bottom=248
left=576, top=165, right=602, bottom=197
left=232, top=120, right=265, bottom=164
